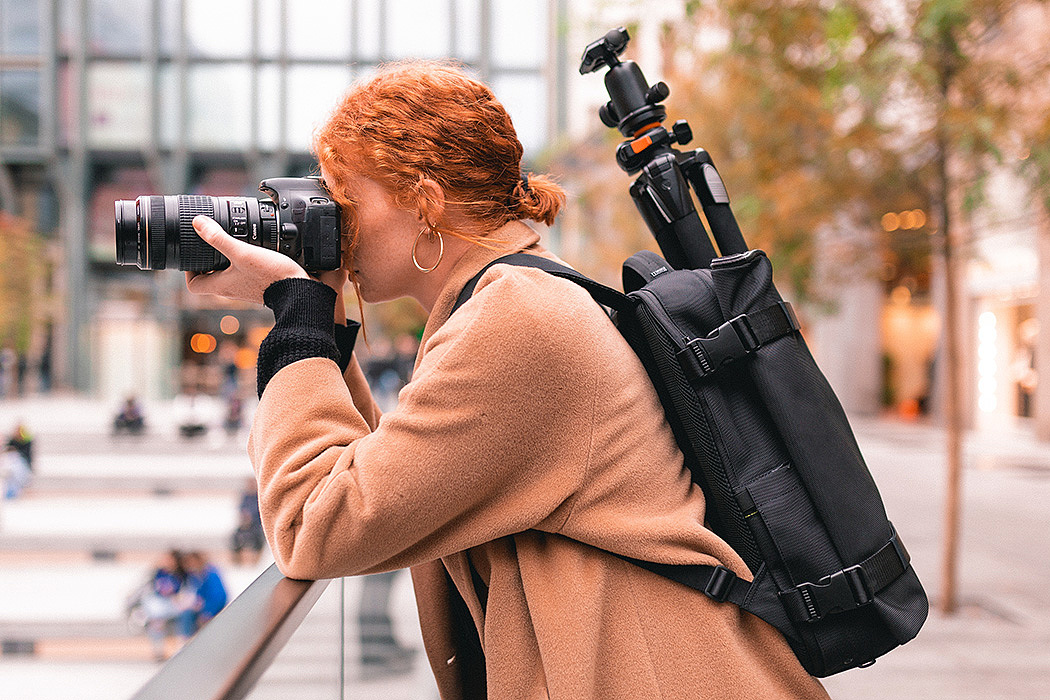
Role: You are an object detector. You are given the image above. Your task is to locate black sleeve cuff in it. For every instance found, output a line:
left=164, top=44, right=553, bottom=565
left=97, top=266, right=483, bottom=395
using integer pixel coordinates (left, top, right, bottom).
left=257, top=277, right=341, bottom=397
left=334, top=320, right=361, bottom=373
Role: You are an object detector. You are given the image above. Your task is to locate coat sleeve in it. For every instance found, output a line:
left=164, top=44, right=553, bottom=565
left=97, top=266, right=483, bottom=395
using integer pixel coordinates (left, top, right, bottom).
left=341, top=353, right=382, bottom=431
left=247, top=268, right=602, bottom=581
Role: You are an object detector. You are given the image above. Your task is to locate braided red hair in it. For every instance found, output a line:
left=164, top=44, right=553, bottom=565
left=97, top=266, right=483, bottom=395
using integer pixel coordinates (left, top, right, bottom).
left=314, top=60, right=565, bottom=267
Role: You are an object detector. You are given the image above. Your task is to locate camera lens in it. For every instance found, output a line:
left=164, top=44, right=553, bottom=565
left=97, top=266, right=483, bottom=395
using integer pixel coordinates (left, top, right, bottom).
left=115, top=177, right=338, bottom=272
left=114, top=195, right=272, bottom=272
left=114, top=199, right=139, bottom=266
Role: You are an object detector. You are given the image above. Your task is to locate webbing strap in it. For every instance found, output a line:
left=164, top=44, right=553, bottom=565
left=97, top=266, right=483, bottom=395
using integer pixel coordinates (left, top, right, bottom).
left=617, top=557, right=795, bottom=639
left=618, top=557, right=752, bottom=607
left=451, top=253, right=631, bottom=317
left=676, top=301, right=799, bottom=380
left=778, top=529, right=911, bottom=623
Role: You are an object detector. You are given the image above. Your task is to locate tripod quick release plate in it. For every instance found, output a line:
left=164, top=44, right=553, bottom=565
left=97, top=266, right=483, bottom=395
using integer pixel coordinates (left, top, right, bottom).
left=580, top=27, right=629, bottom=74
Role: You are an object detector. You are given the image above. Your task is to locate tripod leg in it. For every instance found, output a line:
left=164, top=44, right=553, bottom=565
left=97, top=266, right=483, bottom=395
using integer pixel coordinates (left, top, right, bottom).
left=680, top=151, right=748, bottom=256
left=632, top=153, right=717, bottom=269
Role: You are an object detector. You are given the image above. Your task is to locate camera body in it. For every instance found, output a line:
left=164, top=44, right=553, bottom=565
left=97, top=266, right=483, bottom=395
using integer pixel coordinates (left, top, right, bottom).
left=115, top=176, right=341, bottom=273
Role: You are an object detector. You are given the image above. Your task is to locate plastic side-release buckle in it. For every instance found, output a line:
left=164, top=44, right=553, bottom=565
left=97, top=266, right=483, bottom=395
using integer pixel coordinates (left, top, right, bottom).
left=680, top=314, right=759, bottom=377
left=796, top=565, right=873, bottom=622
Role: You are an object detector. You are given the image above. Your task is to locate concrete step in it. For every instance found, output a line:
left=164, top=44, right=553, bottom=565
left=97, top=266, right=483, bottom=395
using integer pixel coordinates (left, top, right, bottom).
left=0, top=493, right=241, bottom=553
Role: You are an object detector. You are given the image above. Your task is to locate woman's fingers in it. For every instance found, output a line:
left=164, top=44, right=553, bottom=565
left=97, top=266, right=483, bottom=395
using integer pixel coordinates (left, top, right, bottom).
left=184, top=215, right=310, bottom=303
left=184, top=269, right=225, bottom=297
left=313, top=267, right=349, bottom=291
left=192, top=216, right=244, bottom=257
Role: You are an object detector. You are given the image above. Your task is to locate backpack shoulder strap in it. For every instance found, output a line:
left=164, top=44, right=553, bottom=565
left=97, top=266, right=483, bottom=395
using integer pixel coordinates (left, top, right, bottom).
left=620, top=557, right=794, bottom=636
left=452, top=253, right=631, bottom=316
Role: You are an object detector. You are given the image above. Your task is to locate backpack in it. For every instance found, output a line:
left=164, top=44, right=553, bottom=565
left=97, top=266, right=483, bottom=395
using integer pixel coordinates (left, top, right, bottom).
left=452, top=247, right=929, bottom=677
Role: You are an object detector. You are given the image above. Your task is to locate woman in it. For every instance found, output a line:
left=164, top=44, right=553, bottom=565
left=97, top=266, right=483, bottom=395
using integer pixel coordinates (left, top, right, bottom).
left=186, top=62, right=828, bottom=699
left=131, top=550, right=186, bottom=662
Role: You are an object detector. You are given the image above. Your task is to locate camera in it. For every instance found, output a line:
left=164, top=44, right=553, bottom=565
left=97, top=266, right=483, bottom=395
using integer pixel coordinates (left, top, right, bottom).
left=114, top=177, right=341, bottom=272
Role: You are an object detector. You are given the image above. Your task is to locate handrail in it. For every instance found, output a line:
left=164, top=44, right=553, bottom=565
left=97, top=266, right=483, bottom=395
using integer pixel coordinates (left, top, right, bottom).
left=130, top=564, right=330, bottom=700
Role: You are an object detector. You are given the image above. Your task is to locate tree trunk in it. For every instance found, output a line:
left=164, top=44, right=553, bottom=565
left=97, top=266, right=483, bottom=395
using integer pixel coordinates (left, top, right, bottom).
left=936, top=40, right=965, bottom=615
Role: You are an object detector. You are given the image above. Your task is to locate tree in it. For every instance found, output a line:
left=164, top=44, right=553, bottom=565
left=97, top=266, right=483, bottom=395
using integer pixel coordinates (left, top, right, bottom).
left=886, top=0, right=1050, bottom=615
left=0, top=211, right=42, bottom=355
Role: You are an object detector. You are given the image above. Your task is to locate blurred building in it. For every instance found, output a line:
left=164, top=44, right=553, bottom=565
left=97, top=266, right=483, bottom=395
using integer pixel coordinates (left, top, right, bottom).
left=0, top=0, right=566, bottom=400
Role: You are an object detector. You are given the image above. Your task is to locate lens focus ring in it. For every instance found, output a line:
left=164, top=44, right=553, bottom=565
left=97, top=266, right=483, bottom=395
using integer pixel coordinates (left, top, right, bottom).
left=148, top=197, right=166, bottom=269
left=177, top=196, right=222, bottom=271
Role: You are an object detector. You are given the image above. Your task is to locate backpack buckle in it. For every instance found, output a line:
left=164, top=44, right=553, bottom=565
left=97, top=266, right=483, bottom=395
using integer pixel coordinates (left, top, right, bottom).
left=685, top=315, right=759, bottom=377
left=796, top=565, right=873, bottom=621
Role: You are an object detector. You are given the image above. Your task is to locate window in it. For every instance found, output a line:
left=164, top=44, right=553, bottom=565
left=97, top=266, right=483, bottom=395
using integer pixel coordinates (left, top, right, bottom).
left=185, top=0, right=252, bottom=58
left=452, top=0, right=481, bottom=61
left=490, top=74, right=546, bottom=157
left=355, top=0, right=382, bottom=61
left=86, top=63, right=150, bottom=147
left=1, top=0, right=42, bottom=55
left=187, top=64, right=253, bottom=149
left=287, top=0, right=352, bottom=59
left=0, top=70, right=41, bottom=146
left=286, top=65, right=352, bottom=152
left=256, top=64, right=282, bottom=151
left=491, top=0, right=545, bottom=69
left=89, top=0, right=150, bottom=56
left=387, top=0, right=450, bottom=59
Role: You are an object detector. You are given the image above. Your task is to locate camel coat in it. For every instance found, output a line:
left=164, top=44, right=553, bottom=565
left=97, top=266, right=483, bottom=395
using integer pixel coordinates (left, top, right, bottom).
left=248, top=221, right=830, bottom=699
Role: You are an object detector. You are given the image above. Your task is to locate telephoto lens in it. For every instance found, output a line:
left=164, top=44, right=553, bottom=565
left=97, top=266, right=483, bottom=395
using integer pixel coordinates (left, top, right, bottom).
left=114, top=177, right=341, bottom=273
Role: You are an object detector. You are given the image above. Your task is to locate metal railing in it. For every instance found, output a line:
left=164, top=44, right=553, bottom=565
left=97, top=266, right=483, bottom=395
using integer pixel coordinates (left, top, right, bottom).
left=130, top=564, right=330, bottom=700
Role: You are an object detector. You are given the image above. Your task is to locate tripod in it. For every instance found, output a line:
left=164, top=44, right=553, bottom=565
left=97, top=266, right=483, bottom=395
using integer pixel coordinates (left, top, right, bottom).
left=580, top=27, right=748, bottom=270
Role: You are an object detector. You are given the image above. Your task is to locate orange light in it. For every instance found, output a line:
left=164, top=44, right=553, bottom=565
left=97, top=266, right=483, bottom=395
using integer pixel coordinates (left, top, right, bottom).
left=881, top=212, right=900, bottom=232
left=911, top=209, right=926, bottom=228
left=234, top=347, right=257, bottom=370
left=190, top=333, right=217, bottom=354
left=220, top=315, right=240, bottom=335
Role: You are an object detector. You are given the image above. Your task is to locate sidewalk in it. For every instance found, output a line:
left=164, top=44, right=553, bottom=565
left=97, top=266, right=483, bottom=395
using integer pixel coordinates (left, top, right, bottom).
left=824, top=416, right=1050, bottom=699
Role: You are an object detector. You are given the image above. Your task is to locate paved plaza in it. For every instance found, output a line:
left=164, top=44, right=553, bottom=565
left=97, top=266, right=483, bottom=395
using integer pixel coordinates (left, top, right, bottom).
left=1, top=394, right=1048, bottom=698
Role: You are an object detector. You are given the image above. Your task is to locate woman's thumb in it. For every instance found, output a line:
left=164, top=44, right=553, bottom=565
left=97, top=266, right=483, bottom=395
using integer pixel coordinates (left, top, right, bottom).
left=192, top=216, right=242, bottom=256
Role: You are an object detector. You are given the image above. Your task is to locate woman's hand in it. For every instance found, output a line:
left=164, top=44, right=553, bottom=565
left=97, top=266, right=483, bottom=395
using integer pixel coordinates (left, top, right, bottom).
left=185, top=216, right=310, bottom=304
left=312, top=268, right=351, bottom=325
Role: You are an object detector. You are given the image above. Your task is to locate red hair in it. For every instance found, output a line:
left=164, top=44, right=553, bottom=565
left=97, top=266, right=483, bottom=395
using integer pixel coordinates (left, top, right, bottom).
left=313, top=61, right=565, bottom=266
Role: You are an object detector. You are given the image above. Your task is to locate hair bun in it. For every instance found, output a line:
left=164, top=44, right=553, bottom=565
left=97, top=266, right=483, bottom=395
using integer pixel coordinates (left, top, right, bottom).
left=514, top=172, right=564, bottom=226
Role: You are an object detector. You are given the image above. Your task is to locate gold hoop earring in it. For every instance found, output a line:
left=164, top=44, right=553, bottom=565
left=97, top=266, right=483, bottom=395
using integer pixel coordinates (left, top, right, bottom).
left=412, top=226, right=444, bottom=273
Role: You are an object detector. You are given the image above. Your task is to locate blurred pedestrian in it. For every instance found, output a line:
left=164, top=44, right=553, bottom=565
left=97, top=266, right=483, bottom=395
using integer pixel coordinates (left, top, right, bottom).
left=358, top=570, right=416, bottom=677
left=127, top=550, right=187, bottom=661
left=174, top=388, right=209, bottom=439
left=0, top=347, right=13, bottom=397
left=113, top=396, right=146, bottom=436
left=38, top=330, right=53, bottom=393
left=2, top=422, right=33, bottom=499
left=15, top=354, right=28, bottom=397
left=177, top=551, right=228, bottom=638
left=361, top=336, right=400, bottom=411
left=230, top=478, right=265, bottom=565
left=392, top=333, right=419, bottom=387
left=6, top=423, right=33, bottom=473
left=223, top=394, right=244, bottom=438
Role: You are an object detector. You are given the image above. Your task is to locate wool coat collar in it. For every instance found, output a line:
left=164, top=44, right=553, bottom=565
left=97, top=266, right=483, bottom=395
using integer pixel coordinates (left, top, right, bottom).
left=420, top=219, right=542, bottom=352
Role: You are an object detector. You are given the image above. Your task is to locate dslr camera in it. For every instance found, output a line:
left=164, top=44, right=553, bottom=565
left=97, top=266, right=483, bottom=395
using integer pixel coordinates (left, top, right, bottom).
left=115, top=177, right=341, bottom=272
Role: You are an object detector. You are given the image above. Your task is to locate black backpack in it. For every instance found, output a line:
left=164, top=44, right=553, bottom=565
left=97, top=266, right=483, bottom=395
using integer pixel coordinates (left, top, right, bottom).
left=453, top=247, right=928, bottom=677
